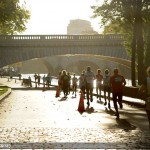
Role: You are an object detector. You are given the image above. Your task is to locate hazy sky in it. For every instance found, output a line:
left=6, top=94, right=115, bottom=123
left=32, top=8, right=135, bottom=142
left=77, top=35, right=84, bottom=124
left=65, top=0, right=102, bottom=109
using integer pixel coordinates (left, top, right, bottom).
left=20, top=0, right=104, bottom=35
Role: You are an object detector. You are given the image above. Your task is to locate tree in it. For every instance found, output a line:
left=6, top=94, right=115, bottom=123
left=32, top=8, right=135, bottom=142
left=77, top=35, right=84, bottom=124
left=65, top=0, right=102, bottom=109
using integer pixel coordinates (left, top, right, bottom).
left=91, top=0, right=150, bottom=85
left=144, top=2, right=150, bottom=69
left=0, top=0, right=30, bottom=34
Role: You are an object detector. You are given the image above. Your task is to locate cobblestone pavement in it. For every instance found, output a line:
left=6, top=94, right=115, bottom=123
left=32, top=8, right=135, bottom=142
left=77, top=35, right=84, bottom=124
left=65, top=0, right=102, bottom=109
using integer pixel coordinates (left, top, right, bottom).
left=0, top=77, right=150, bottom=149
left=0, top=127, right=150, bottom=149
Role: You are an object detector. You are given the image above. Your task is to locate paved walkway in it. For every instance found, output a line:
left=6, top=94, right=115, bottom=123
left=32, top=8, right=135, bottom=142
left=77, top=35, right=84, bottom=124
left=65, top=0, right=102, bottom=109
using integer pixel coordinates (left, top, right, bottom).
left=0, top=77, right=150, bottom=149
left=0, top=77, right=145, bottom=106
left=0, top=127, right=150, bottom=149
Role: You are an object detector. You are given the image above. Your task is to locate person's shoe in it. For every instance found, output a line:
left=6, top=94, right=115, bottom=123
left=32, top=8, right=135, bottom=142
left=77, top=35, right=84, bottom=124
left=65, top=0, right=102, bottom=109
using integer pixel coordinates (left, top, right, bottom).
left=119, top=102, right=123, bottom=109
left=90, top=97, right=93, bottom=102
left=108, top=102, right=111, bottom=109
left=87, top=101, right=90, bottom=106
left=104, top=101, right=107, bottom=106
left=115, top=113, right=119, bottom=119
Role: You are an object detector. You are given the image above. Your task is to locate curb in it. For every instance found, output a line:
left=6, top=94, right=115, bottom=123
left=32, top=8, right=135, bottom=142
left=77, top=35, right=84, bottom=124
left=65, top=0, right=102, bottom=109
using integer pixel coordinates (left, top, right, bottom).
left=92, top=93, right=145, bottom=108
left=0, top=88, right=11, bottom=102
left=122, top=99, right=145, bottom=108
left=11, top=87, right=56, bottom=90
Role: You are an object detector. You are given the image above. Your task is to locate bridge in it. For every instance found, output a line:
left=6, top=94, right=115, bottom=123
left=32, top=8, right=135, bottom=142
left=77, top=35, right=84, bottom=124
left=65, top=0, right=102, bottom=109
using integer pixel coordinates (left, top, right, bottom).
left=0, top=34, right=130, bottom=68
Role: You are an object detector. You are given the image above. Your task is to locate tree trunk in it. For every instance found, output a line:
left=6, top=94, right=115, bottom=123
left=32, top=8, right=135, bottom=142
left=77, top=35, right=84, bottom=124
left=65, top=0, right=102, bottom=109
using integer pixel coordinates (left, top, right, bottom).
left=131, top=24, right=136, bottom=86
left=145, top=25, right=150, bottom=68
left=135, top=0, right=145, bottom=85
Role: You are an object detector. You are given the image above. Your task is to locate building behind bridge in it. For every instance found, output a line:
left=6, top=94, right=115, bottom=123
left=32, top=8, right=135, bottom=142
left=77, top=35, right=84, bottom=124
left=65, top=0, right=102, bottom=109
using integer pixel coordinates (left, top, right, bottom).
left=67, top=19, right=98, bottom=35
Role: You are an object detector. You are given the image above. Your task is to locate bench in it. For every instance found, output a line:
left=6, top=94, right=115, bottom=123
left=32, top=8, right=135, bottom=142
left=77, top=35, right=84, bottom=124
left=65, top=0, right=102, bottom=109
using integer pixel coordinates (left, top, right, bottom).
left=22, top=79, right=32, bottom=87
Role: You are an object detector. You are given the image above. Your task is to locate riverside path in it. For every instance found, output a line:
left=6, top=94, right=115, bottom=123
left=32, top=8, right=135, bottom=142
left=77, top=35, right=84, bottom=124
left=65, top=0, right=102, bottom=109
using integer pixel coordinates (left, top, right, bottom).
left=0, top=77, right=150, bottom=149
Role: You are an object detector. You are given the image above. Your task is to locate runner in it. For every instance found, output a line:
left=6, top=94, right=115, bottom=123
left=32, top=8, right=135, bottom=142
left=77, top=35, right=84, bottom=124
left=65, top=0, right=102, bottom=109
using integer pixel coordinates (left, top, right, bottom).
left=67, top=72, right=71, bottom=95
left=103, top=69, right=111, bottom=108
left=139, top=66, right=150, bottom=128
left=96, top=69, right=103, bottom=101
left=72, top=73, right=78, bottom=97
left=84, top=66, right=95, bottom=106
left=34, top=73, right=37, bottom=82
left=79, top=71, right=86, bottom=97
left=61, top=70, right=70, bottom=97
left=110, top=68, right=126, bottom=118
left=57, top=71, right=62, bottom=91
left=37, top=74, right=41, bottom=87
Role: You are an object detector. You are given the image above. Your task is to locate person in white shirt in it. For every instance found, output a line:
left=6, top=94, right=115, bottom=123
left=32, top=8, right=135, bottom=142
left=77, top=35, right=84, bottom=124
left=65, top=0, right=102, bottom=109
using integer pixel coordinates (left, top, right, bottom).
left=84, top=66, right=95, bottom=106
left=72, top=73, right=78, bottom=97
left=96, top=69, right=103, bottom=100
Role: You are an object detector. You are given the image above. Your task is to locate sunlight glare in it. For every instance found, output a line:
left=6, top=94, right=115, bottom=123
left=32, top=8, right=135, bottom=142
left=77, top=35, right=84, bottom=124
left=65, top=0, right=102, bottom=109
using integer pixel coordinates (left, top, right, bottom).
left=19, top=0, right=104, bottom=35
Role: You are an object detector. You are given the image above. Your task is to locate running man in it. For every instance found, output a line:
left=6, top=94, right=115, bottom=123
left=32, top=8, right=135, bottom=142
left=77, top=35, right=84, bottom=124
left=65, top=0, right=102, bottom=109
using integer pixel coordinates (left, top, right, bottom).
left=67, top=72, right=71, bottom=94
left=57, top=71, right=62, bottom=91
left=72, top=73, right=78, bottom=97
left=84, top=66, right=95, bottom=106
left=96, top=69, right=103, bottom=100
left=61, top=70, right=70, bottom=97
left=79, top=71, right=86, bottom=97
left=110, top=68, right=126, bottom=119
left=103, top=69, right=111, bottom=108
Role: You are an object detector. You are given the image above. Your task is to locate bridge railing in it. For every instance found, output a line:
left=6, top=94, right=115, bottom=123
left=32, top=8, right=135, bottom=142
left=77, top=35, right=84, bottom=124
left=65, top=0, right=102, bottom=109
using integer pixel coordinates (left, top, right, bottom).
left=0, top=34, right=124, bottom=41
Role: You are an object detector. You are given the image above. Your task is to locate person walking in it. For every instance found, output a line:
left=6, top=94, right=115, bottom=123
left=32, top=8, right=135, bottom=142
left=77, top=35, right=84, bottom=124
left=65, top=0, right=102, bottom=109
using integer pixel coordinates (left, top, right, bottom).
left=84, top=66, right=95, bottom=106
left=61, top=70, right=70, bottom=97
left=34, top=73, right=37, bottom=82
left=144, top=66, right=150, bottom=129
left=57, top=71, right=62, bottom=91
left=110, top=68, right=126, bottom=118
left=46, top=73, right=51, bottom=88
left=103, top=69, right=111, bottom=108
left=67, top=72, right=71, bottom=94
left=139, top=66, right=150, bottom=128
left=37, top=74, right=41, bottom=87
left=96, top=69, right=103, bottom=101
left=72, top=73, right=78, bottom=97
left=43, top=75, right=46, bottom=84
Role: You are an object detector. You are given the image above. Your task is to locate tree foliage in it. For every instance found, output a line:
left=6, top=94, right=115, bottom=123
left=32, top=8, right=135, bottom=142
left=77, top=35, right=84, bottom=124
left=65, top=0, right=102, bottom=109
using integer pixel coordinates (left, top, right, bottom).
left=91, top=0, right=150, bottom=85
left=0, top=0, right=30, bottom=34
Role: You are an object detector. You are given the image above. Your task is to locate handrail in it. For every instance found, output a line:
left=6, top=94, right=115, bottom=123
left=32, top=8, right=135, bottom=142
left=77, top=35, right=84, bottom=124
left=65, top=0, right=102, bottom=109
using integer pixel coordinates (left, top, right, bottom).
left=0, top=34, right=124, bottom=41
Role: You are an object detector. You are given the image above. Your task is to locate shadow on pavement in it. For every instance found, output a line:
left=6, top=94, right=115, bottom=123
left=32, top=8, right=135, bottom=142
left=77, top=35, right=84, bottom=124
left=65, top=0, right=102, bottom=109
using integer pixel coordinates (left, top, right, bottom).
left=97, top=100, right=104, bottom=105
left=71, top=96, right=76, bottom=99
left=85, top=106, right=94, bottom=114
left=58, top=97, right=67, bottom=101
left=105, top=107, right=115, bottom=115
left=115, top=118, right=137, bottom=130
left=78, top=106, right=95, bottom=115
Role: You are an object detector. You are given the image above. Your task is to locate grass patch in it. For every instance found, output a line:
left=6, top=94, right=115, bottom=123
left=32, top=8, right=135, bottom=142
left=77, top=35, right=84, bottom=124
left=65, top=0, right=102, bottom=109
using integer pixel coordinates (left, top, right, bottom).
left=0, top=86, right=8, bottom=96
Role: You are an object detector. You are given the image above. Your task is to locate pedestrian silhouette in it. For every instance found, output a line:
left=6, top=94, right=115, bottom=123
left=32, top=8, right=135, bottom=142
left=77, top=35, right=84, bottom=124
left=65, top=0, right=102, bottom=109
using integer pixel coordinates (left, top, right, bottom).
left=110, top=68, right=126, bottom=119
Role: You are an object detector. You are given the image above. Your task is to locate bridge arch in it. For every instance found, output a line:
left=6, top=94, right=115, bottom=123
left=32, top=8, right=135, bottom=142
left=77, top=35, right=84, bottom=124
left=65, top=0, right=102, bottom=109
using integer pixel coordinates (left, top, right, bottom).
left=19, top=54, right=131, bottom=79
left=0, top=34, right=130, bottom=68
